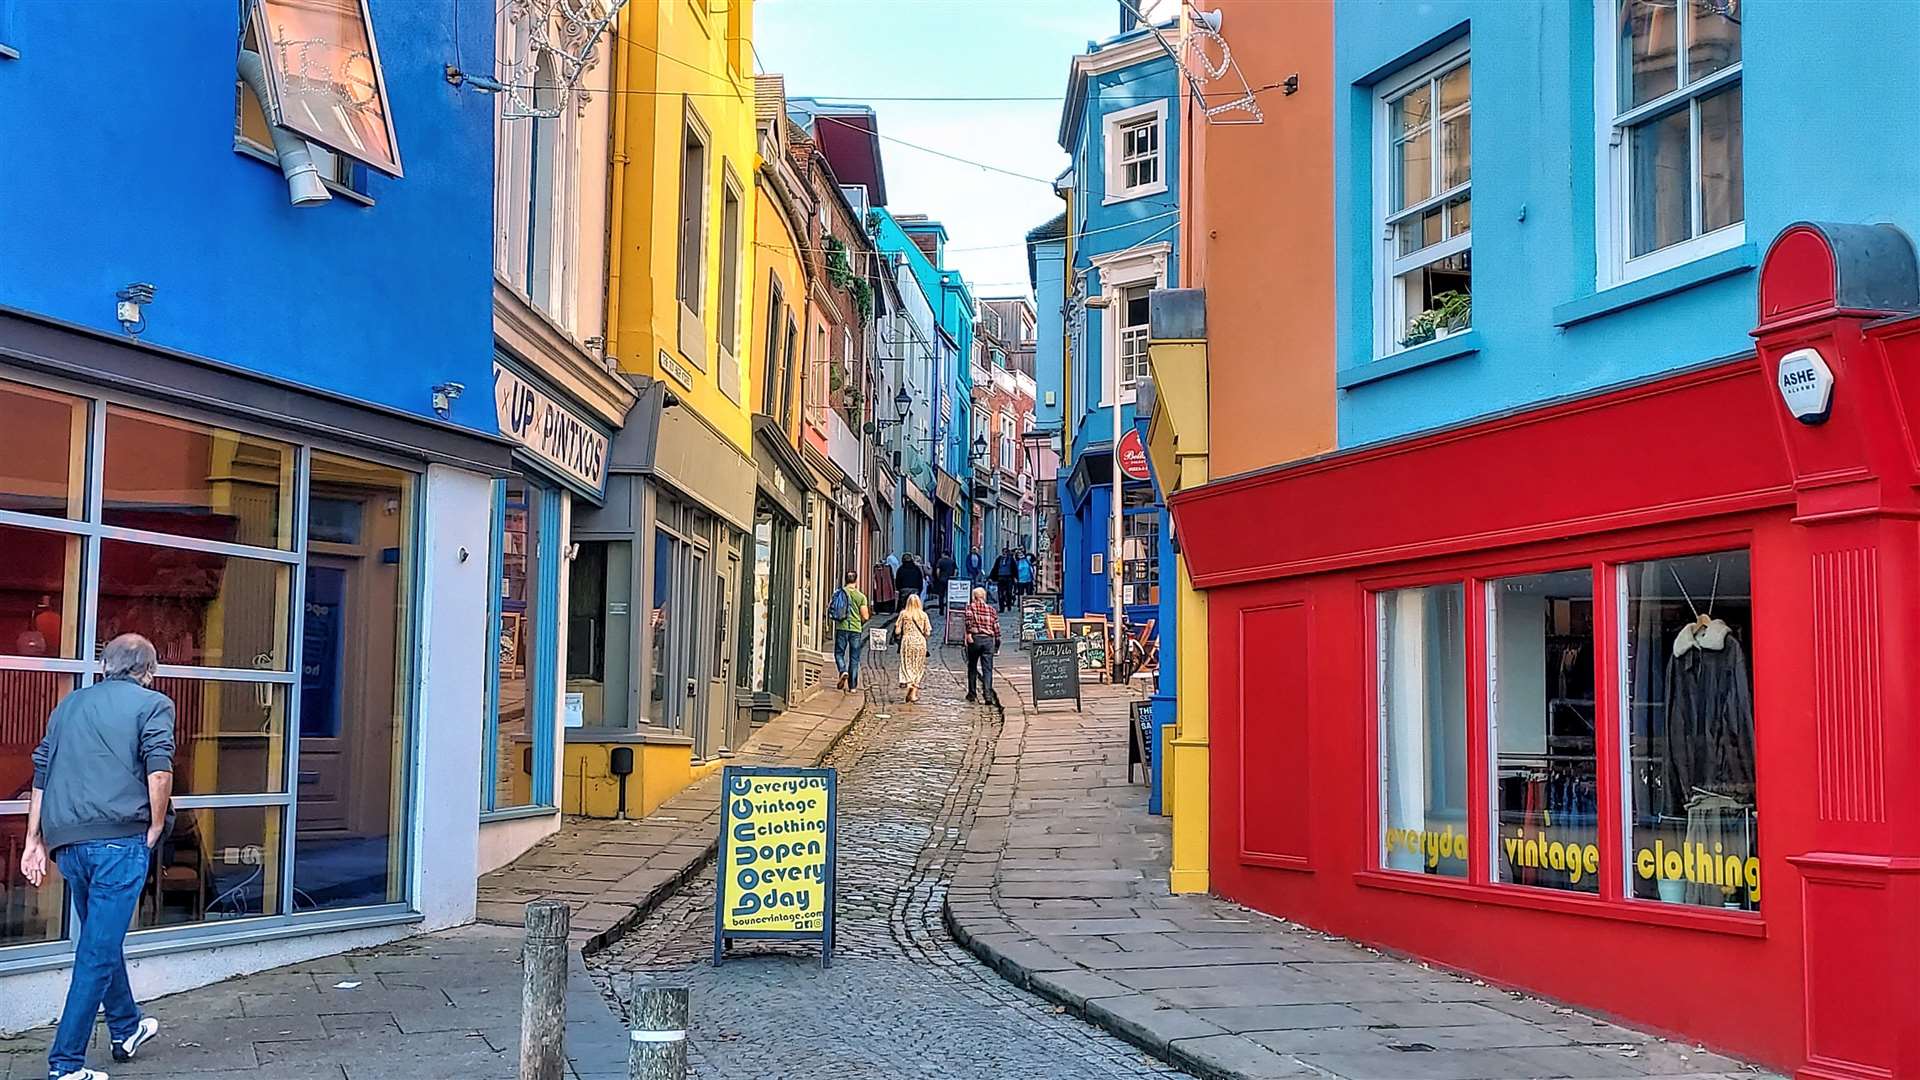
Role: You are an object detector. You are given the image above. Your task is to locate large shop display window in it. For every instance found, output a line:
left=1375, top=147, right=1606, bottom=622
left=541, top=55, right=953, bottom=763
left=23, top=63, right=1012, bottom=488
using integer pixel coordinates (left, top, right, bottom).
left=1373, top=549, right=1757, bottom=916
left=0, top=378, right=419, bottom=958
left=486, top=478, right=558, bottom=813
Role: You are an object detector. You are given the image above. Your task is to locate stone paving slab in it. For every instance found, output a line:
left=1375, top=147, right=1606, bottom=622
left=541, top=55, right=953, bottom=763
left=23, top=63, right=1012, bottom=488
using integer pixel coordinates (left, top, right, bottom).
left=0, top=924, right=625, bottom=1079
left=477, top=688, right=864, bottom=952
left=944, top=644, right=1782, bottom=1080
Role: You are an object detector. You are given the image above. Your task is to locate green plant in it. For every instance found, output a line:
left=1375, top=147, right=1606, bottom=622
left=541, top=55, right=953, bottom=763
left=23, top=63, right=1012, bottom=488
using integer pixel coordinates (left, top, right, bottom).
left=825, top=236, right=856, bottom=292
left=1400, top=290, right=1472, bottom=347
left=852, top=278, right=874, bottom=325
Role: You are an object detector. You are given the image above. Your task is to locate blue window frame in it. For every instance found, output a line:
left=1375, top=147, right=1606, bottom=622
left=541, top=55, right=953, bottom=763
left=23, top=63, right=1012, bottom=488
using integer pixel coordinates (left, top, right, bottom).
left=483, top=475, right=561, bottom=815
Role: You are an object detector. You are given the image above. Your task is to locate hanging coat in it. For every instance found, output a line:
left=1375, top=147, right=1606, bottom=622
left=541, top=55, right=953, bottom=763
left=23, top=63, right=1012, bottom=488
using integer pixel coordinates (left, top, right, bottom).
left=1662, top=619, right=1757, bottom=815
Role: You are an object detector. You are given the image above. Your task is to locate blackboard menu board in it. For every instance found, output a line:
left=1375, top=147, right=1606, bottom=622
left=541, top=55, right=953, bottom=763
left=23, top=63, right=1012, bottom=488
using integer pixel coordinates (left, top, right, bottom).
left=1019, top=593, right=1061, bottom=644
left=1028, top=638, right=1081, bottom=710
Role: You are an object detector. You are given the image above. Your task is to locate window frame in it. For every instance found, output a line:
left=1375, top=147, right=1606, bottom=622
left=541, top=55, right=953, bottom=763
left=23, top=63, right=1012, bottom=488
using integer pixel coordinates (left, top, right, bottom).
left=0, top=372, right=428, bottom=969
left=246, top=0, right=404, bottom=178
left=1090, top=243, right=1169, bottom=406
left=1102, top=100, right=1168, bottom=204
left=482, top=474, right=562, bottom=817
left=717, top=164, right=745, bottom=371
left=1593, top=0, right=1745, bottom=287
left=1371, top=38, right=1472, bottom=360
left=1358, top=527, right=1766, bottom=938
left=676, top=100, right=711, bottom=370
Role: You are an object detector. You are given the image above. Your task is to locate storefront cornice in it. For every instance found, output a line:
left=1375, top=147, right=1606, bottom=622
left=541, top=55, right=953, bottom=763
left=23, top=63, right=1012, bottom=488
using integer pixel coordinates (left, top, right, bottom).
left=492, top=283, right=638, bottom=428
left=0, top=304, right=515, bottom=476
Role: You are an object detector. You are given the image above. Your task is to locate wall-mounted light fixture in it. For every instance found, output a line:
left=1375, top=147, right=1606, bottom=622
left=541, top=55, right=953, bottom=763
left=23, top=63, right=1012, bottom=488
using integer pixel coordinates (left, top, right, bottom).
left=431, top=381, right=465, bottom=419
left=115, top=283, right=155, bottom=336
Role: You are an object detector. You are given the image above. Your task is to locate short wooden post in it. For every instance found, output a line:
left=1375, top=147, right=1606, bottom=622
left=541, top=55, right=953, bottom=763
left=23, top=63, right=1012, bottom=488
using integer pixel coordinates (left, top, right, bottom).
left=625, top=979, right=690, bottom=1080
left=519, top=900, right=570, bottom=1080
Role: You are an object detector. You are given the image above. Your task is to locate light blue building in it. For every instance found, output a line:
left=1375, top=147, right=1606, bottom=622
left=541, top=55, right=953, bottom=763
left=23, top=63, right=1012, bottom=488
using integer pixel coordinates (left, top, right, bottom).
left=0, top=0, right=510, bottom=1027
left=870, top=209, right=944, bottom=560
left=1332, top=0, right=1920, bottom=445
left=894, top=216, right=979, bottom=566
left=1049, top=22, right=1181, bottom=669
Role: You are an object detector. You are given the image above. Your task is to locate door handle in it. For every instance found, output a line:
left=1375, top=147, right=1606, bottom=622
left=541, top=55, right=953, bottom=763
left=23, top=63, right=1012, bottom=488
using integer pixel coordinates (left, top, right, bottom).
left=686, top=679, right=697, bottom=699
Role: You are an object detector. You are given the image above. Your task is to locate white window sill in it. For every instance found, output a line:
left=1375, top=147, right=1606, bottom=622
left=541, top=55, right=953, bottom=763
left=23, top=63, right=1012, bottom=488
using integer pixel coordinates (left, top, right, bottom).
left=1103, top=182, right=1168, bottom=206
left=0, top=44, right=19, bottom=60
left=1608, top=223, right=1747, bottom=288
left=1098, top=388, right=1142, bottom=408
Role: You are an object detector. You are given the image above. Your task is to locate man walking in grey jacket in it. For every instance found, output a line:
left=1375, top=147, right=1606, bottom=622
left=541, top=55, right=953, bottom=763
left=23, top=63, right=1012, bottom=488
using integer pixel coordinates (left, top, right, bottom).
left=23, top=634, right=173, bottom=1080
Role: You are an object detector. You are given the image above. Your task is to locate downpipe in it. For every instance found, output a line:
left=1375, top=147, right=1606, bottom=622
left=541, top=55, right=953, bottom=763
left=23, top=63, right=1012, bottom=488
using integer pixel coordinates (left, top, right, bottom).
left=235, top=49, right=331, bottom=207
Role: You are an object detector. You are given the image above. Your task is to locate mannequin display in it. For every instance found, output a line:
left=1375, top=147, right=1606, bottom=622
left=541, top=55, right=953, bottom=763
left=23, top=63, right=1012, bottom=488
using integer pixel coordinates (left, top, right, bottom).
left=1663, top=614, right=1756, bottom=907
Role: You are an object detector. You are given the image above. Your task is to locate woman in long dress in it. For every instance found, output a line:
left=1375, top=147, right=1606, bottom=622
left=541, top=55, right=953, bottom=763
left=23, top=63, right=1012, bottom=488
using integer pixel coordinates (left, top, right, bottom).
left=896, top=591, right=932, bottom=703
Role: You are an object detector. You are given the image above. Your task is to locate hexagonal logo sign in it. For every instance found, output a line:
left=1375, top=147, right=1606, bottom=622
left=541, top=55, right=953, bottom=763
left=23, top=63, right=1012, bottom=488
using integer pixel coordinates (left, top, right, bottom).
left=1776, top=347, right=1835, bottom=425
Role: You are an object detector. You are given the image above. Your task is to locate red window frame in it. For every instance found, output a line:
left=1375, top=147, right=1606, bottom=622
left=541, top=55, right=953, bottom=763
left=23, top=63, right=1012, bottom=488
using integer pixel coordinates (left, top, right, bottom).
left=1358, top=526, right=1765, bottom=938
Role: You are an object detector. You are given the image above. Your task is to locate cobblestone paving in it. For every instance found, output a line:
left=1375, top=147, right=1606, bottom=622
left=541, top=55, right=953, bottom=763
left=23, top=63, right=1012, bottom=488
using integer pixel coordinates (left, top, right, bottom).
left=590, top=630, right=1177, bottom=1079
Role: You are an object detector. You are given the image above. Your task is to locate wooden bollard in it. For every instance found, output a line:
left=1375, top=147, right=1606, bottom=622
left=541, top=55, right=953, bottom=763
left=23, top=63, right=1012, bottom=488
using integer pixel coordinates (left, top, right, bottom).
left=625, top=979, right=690, bottom=1080
left=519, top=900, right=570, bottom=1080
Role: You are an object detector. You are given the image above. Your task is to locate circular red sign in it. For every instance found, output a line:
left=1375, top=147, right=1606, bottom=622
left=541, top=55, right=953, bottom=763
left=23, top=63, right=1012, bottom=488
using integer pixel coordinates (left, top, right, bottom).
left=1117, top=428, right=1151, bottom=482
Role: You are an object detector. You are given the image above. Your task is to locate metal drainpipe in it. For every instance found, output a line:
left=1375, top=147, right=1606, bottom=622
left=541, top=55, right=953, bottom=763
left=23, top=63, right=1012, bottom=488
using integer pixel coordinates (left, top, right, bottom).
left=236, top=50, right=331, bottom=207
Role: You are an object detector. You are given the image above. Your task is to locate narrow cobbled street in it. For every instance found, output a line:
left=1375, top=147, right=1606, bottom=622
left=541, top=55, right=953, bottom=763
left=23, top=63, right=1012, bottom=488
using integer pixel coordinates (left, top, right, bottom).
left=589, top=616, right=1175, bottom=1079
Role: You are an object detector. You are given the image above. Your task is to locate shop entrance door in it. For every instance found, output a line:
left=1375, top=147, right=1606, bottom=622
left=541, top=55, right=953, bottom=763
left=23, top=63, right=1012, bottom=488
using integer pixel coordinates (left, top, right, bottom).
left=710, top=552, right=737, bottom=754
left=298, top=557, right=353, bottom=836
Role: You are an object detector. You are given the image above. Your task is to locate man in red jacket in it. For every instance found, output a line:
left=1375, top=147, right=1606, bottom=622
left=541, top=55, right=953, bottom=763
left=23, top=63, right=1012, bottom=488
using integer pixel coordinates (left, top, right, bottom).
left=963, top=586, right=1002, bottom=707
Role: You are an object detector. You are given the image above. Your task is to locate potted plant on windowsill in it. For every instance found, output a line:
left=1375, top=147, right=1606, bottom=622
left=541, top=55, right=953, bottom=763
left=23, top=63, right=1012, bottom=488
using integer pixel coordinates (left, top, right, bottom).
left=1400, top=290, right=1472, bottom=349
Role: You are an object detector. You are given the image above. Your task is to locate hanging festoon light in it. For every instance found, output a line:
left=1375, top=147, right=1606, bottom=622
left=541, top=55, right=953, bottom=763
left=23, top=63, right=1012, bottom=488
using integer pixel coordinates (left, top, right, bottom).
left=496, top=0, right=628, bottom=120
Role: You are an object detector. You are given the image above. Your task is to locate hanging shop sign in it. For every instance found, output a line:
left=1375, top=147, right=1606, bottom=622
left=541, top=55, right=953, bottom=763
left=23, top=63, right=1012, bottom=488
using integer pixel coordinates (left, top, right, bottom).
left=1117, top=428, right=1152, bottom=482
left=713, top=766, right=838, bottom=967
left=1776, top=347, right=1835, bottom=425
left=494, top=361, right=610, bottom=495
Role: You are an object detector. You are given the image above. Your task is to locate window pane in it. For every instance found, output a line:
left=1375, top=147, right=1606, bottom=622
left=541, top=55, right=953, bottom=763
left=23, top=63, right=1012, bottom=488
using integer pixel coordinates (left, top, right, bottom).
left=0, top=671, right=75, bottom=800
left=98, top=541, right=290, bottom=670
left=137, top=805, right=281, bottom=929
left=1394, top=82, right=1431, bottom=138
left=1395, top=250, right=1471, bottom=348
left=1621, top=0, right=1679, bottom=109
left=1622, top=551, right=1756, bottom=912
left=103, top=409, right=292, bottom=550
left=253, top=0, right=399, bottom=175
left=0, top=525, right=81, bottom=659
left=1628, top=107, right=1692, bottom=258
left=1491, top=569, right=1597, bottom=895
left=678, top=126, right=705, bottom=309
left=1698, top=84, right=1744, bottom=234
left=719, top=187, right=742, bottom=352
left=296, top=452, right=413, bottom=910
left=1438, top=61, right=1469, bottom=112
left=1441, top=110, right=1471, bottom=189
left=1393, top=128, right=1432, bottom=212
left=0, top=814, right=66, bottom=946
left=1447, top=194, right=1472, bottom=238
left=1685, top=0, right=1740, bottom=83
left=494, top=480, right=544, bottom=810
left=1379, top=585, right=1468, bottom=878
left=0, top=380, right=85, bottom=519
left=156, top=677, right=287, bottom=796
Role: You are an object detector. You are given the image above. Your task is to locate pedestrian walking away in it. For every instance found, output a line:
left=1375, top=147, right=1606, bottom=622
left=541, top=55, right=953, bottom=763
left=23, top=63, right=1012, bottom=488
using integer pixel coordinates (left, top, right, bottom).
left=990, top=551, right=1016, bottom=611
left=933, top=548, right=958, bottom=611
left=1015, top=550, right=1034, bottom=596
left=894, top=592, right=934, bottom=703
left=829, top=569, right=871, bottom=691
left=894, top=552, right=926, bottom=606
left=25, top=633, right=173, bottom=1080
left=963, top=586, right=1002, bottom=706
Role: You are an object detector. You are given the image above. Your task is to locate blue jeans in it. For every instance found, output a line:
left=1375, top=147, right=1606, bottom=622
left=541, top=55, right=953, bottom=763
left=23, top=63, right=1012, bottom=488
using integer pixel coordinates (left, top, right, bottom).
left=833, top=628, right=867, bottom=687
left=49, top=837, right=149, bottom=1076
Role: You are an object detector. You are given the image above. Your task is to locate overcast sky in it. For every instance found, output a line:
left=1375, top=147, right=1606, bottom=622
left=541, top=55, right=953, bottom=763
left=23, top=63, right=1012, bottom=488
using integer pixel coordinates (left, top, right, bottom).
left=754, top=0, right=1119, bottom=300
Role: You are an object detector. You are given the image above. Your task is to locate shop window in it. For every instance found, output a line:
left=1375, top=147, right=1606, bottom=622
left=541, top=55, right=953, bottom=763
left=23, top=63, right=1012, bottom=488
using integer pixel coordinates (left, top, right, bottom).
left=567, top=539, right=630, bottom=729
left=487, top=477, right=557, bottom=812
left=1121, top=492, right=1158, bottom=608
left=0, top=811, right=64, bottom=947
left=102, top=408, right=294, bottom=550
left=97, top=541, right=291, bottom=671
left=1600, top=0, right=1743, bottom=283
left=293, top=452, right=413, bottom=911
left=0, top=526, right=80, bottom=661
left=139, top=805, right=283, bottom=929
left=1378, top=584, right=1468, bottom=879
left=157, top=678, right=286, bottom=797
left=1621, top=550, right=1756, bottom=911
left=1375, top=40, right=1471, bottom=355
left=0, top=380, right=84, bottom=519
left=1489, top=569, right=1598, bottom=894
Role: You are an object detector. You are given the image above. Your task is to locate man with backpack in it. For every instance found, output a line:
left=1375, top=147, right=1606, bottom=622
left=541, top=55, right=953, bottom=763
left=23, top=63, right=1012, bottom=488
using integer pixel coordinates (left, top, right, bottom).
left=828, top=569, right=871, bottom=691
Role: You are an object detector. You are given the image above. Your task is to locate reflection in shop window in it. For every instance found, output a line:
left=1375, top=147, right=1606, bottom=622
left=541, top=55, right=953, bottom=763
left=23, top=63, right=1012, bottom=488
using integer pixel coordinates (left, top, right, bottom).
left=1490, top=569, right=1598, bottom=894
left=0, top=379, right=85, bottom=519
left=0, top=812, right=63, bottom=946
left=567, top=540, right=631, bottom=730
left=0, top=672, right=73, bottom=801
left=154, top=678, right=286, bottom=797
left=97, top=541, right=290, bottom=671
left=492, top=479, right=546, bottom=809
left=0, top=525, right=81, bottom=661
left=294, top=452, right=413, bottom=910
left=1378, top=584, right=1469, bottom=879
left=102, top=408, right=293, bottom=550
left=138, top=805, right=281, bottom=929
left=1622, top=550, right=1756, bottom=911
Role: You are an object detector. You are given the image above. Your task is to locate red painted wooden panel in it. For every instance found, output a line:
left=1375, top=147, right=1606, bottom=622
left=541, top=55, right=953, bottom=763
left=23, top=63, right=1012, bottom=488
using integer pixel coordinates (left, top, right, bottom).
left=1237, top=601, right=1311, bottom=869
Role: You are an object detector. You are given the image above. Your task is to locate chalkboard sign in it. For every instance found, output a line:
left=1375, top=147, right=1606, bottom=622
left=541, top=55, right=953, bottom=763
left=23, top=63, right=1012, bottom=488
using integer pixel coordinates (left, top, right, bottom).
left=713, top=766, right=838, bottom=968
left=944, top=608, right=967, bottom=646
left=1128, top=700, right=1154, bottom=782
left=1029, top=638, right=1081, bottom=710
left=1068, top=617, right=1109, bottom=676
left=1019, top=593, right=1062, bottom=645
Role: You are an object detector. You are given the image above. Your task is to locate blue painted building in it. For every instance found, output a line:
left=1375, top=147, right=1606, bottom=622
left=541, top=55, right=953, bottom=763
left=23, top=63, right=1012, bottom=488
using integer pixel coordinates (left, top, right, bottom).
left=0, top=0, right=509, bottom=1027
left=1332, top=0, right=1920, bottom=446
left=1049, top=24, right=1180, bottom=665
left=870, top=209, right=944, bottom=561
left=894, top=216, right=979, bottom=567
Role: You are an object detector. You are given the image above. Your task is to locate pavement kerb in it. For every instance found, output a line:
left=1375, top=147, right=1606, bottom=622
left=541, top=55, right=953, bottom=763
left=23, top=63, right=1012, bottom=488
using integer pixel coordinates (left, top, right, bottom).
left=562, top=694, right=867, bottom=958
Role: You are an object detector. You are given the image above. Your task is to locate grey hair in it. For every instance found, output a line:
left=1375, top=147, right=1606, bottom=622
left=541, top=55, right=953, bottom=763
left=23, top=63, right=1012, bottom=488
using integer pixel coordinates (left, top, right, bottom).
left=101, top=633, right=158, bottom=686
left=972, top=586, right=988, bottom=602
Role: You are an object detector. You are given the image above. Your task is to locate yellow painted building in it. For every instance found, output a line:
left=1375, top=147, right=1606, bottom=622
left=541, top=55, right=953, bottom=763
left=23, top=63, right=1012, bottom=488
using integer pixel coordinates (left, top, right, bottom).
left=607, top=0, right=758, bottom=450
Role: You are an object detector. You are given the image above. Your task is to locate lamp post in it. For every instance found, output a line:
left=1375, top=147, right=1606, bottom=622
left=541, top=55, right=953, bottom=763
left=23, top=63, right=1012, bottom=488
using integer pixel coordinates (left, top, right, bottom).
left=1083, top=293, right=1124, bottom=674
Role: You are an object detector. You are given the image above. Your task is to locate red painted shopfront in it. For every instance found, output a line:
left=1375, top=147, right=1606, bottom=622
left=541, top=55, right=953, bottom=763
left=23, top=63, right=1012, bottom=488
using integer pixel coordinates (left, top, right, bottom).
left=1169, top=222, right=1920, bottom=1079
